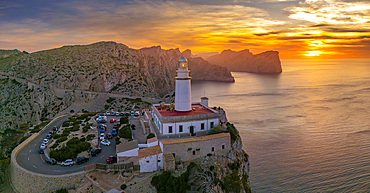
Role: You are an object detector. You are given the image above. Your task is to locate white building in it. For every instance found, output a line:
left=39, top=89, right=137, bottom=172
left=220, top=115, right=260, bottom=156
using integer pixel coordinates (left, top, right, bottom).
left=151, top=56, right=220, bottom=136
left=138, top=145, right=163, bottom=173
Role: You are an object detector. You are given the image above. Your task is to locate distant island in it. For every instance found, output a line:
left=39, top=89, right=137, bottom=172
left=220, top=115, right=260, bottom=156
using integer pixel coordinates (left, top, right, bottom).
left=206, top=49, right=282, bottom=74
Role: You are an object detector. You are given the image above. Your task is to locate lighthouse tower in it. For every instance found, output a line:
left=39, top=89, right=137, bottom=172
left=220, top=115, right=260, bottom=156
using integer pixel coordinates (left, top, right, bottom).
left=175, top=56, right=191, bottom=111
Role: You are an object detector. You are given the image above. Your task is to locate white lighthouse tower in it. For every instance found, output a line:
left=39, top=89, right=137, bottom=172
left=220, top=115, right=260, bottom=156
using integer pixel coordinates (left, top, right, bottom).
left=175, top=56, right=191, bottom=111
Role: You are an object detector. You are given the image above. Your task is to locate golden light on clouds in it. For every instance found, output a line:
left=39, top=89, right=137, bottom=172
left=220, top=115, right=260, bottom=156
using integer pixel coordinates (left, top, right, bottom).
left=1, top=0, right=370, bottom=59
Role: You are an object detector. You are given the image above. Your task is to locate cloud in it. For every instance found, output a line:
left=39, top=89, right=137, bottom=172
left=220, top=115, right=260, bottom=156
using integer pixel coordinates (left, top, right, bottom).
left=285, top=0, right=370, bottom=25
left=228, top=40, right=242, bottom=43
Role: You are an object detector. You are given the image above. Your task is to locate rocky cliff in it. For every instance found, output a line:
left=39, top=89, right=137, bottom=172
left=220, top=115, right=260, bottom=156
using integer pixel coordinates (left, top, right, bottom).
left=0, top=42, right=234, bottom=98
left=206, top=49, right=282, bottom=74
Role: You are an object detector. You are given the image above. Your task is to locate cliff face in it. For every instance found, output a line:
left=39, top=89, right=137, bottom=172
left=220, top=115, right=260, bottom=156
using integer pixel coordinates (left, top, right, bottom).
left=0, top=42, right=234, bottom=98
left=206, top=49, right=282, bottom=74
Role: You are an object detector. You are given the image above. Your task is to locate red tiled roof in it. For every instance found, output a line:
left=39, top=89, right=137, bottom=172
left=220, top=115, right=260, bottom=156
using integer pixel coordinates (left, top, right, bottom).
left=156, top=104, right=216, bottom=117
left=160, top=133, right=230, bottom=145
left=147, top=137, right=158, bottom=144
left=138, top=145, right=162, bottom=158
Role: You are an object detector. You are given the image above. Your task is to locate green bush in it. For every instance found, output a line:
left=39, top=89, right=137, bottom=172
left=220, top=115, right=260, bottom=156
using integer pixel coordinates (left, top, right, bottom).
left=55, top=188, right=68, bottom=193
left=86, top=134, right=95, bottom=141
left=131, top=124, right=136, bottom=130
left=56, top=136, right=67, bottom=143
left=19, top=123, right=29, bottom=130
left=147, top=133, right=155, bottom=139
left=115, top=137, right=121, bottom=144
left=222, top=169, right=241, bottom=193
left=50, top=137, right=91, bottom=162
left=118, top=125, right=132, bottom=140
left=121, top=184, right=127, bottom=190
left=120, top=116, right=129, bottom=124
left=53, top=134, right=60, bottom=139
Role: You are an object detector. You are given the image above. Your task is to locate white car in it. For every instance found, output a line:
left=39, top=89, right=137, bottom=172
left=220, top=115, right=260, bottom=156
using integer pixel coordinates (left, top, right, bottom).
left=42, top=139, right=49, bottom=144
left=101, top=139, right=111, bottom=146
left=40, top=143, right=46, bottom=149
left=115, top=112, right=120, bottom=116
left=100, top=133, right=105, bottom=140
left=106, top=111, right=110, bottom=116
left=61, top=159, right=74, bottom=166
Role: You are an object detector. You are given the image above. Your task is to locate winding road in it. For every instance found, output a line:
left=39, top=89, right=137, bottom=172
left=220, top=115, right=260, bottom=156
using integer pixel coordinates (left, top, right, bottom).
left=16, top=115, right=118, bottom=175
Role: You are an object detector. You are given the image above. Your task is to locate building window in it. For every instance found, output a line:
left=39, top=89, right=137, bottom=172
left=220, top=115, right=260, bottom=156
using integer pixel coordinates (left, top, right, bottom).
left=158, top=160, right=161, bottom=162
left=212, top=147, right=215, bottom=152
left=201, top=123, right=205, bottom=130
left=173, top=153, right=176, bottom=158
left=146, top=160, right=149, bottom=163
left=179, top=125, right=183, bottom=132
left=222, top=144, right=225, bottom=149
left=193, top=151, right=195, bottom=155
left=169, top=126, right=173, bottom=133
left=210, top=122, right=214, bottom=128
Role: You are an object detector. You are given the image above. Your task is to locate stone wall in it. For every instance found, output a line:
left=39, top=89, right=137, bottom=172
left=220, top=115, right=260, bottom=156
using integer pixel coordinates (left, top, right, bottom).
left=10, top=114, right=88, bottom=193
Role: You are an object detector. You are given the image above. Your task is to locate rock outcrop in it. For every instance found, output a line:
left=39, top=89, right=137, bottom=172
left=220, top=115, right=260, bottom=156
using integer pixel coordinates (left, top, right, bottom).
left=206, top=49, right=282, bottom=74
left=0, top=42, right=234, bottom=98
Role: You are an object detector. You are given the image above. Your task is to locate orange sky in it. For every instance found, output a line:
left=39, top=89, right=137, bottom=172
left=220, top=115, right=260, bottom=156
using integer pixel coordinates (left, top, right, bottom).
left=1, top=0, right=370, bottom=59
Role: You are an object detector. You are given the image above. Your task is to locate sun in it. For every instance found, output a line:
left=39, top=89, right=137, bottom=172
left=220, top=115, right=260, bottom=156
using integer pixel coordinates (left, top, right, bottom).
left=304, top=51, right=322, bottom=57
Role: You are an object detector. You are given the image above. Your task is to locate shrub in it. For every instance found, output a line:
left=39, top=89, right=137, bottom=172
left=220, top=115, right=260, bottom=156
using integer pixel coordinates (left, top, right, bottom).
left=121, top=184, right=127, bottom=190
left=222, top=169, right=241, bottom=193
left=147, top=133, right=155, bottom=139
left=120, top=116, right=129, bottom=124
left=86, top=134, right=95, bottom=141
left=56, top=136, right=67, bottom=143
left=55, top=188, right=68, bottom=193
left=118, top=125, right=132, bottom=140
left=53, top=134, right=61, bottom=139
left=50, top=137, right=91, bottom=161
left=131, top=124, right=136, bottom=130
left=115, top=137, right=121, bottom=144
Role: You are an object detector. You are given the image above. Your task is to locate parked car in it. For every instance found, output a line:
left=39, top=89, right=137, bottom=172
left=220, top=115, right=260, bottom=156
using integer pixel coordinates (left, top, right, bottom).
left=61, top=159, right=74, bottom=166
left=112, top=129, right=117, bottom=136
left=120, top=112, right=124, bottom=116
left=91, top=148, right=102, bottom=156
left=45, top=158, right=56, bottom=165
left=106, top=133, right=112, bottom=139
left=45, top=134, right=52, bottom=139
left=101, top=139, right=111, bottom=146
left=124, top=112, right=129, bottom=116
left=106, top=156, right=117, bottom=164
left=97, top=124, right=107, bottom=129
left=42, top=138, right=49, bottom=144
left=134, top=111, right=140, bottom=117
left=130, top=111, right=134, bottom=117
left=40, top=143, right=46, bottom=149
left=76, top=156, right=90, bottom=165
left=100, top=133, right=105, bottom=140
left=106, top=111, right=110, bottom=116
left=100, top=128, right=105, bottom=133
left=52, top=126, right=58, bottom=131
left=113, top=124, right=117, bottom=128
left=115, top=112, right=120, bottom=116
left=110, top=119, right=116, bottom=123
left=39, top=149, right=44, bottom=154
left=111, top=111, right=115, bottom=116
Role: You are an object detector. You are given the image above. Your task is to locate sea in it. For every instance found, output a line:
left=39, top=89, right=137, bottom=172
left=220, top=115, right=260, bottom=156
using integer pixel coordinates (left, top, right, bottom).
left=191, top=59, right=370, bottom=193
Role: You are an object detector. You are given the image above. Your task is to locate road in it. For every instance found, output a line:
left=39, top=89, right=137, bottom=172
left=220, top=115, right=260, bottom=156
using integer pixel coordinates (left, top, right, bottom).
left=16, top=115, right=118, bottom=175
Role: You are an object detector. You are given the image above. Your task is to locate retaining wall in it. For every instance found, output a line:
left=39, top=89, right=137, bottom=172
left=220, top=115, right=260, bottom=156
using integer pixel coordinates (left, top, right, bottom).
left=10, top=115, right=87, bottom=193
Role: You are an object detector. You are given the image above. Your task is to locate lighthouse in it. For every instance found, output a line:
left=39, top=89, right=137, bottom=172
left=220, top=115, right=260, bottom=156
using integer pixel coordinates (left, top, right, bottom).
left=175, top=56, right=191, bottom=111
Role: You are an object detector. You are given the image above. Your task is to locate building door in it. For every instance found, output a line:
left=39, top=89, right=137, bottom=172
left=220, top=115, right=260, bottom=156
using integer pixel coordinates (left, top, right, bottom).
left=190, top=126, right=194, bottom=134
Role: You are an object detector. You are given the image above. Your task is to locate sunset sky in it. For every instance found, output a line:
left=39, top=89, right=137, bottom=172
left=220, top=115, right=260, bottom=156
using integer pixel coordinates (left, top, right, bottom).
left=1, top=0, right=370, bottom=59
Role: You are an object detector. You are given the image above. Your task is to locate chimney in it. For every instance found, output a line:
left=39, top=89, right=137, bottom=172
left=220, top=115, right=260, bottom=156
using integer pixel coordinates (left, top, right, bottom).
left=201, top=97, right=209, bottom=107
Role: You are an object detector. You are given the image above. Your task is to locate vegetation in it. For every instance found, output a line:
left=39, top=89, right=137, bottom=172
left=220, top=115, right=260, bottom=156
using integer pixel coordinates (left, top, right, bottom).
left=86, top=134, right=95, bottom=141
left=151, top=162, right=198, bottom=193
left=147, top=133, right=155, bottom=139
left=55, top=188, right=68, bottom=193
left=222, top=169, right=242, bottom=193
left=115, top=136, right=121, bottom=144
left=50, top=137, right=91, bottom=162
left=30, top=120, right=50, bottom=133
left=118, top=125, right=132, bottom=141
left=120, top=116, right=129, bottom=125
left=207, top=122, right=239, bottom=143
left=120, top=184, right=127, bottom=190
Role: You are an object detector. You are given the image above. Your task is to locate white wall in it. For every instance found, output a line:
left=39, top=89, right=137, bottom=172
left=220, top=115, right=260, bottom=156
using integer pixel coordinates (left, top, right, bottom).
left=161, top=118, right=219, bottom=135
left=139, top=153, right=163, bottom=173
left=116, top=148, right=139, bottom=158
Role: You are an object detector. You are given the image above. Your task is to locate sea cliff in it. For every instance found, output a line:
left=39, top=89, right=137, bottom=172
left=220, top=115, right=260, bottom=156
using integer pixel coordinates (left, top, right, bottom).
left=206, top=49, right=282, bottom=74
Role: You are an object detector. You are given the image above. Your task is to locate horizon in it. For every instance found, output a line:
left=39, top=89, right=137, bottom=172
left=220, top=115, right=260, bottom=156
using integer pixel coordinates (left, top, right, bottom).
left=1, top=0, right=370, bottom=59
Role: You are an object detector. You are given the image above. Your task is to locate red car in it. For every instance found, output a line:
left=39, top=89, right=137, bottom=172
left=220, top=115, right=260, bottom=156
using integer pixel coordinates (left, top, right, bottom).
left=110, top=119, right=116, bottom=123
left=106, top=156, right=117, bottom=164
left=52, top=126, right=58, bottom=131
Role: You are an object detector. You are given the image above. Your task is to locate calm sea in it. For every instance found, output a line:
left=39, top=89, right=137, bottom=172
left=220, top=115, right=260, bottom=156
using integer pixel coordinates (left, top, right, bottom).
left=191, top=59, right=370, bottom=193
